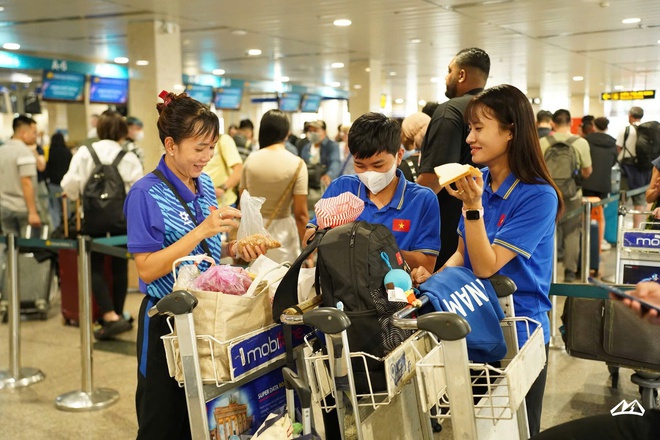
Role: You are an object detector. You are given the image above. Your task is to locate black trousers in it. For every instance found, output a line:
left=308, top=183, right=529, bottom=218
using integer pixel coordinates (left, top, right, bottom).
left=526, top=343, right=550, bottom=437
left=90, top=252, right=127, bottom=315
left=532, top=409, right=660, bottom=440
left=135, top=295, right=192, bottom=440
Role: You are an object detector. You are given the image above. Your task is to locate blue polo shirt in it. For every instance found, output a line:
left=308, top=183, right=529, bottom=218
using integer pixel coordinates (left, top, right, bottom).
left=310, top=169, right=440, bottom=256
left=124, top=155, right=222, bottom=299
left=458, top=169, right=557, bottom=346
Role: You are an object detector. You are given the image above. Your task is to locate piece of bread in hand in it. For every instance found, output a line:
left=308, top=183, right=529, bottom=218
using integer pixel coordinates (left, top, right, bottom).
left=434, top=163, right=481, bottom=187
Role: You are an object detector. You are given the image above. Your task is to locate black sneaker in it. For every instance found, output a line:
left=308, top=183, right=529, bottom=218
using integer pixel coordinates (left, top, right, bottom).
left=94, top=317, right=132, bottom=340
left=564, top=269, right=576, bottom=283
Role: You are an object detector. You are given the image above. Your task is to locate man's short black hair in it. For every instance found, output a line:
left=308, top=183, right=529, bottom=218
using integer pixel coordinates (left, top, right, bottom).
left=421, top=101, right=439, bottom=118
left=258, top=109, right=289, bottom=148
left=594, top=117, right=609, bottom=131
left=239, top=119, right=254, bottom=130
left=12, top=114, right=36, bottom=132
left=536, top=110, right=552, bottom=124
left=348, top=112, right=401, bottom=160
left=552, top=109, right=572, bottom=126
left=455, top=47, right=490, bottom=77
left=630, top=106, right=644, bottom=119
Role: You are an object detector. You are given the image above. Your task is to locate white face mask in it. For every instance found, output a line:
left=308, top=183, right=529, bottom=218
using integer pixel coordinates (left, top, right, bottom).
left=134, top=131, right=144, bottom=142
left=307, top=132, right=321, bottom=145
left=357, top=161, right=397, bottom=195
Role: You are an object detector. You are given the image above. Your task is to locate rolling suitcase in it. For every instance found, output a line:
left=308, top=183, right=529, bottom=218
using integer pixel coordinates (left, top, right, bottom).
left=0, top=225, right=57, bottom=322
left=57, top=197, right=114, bottom=325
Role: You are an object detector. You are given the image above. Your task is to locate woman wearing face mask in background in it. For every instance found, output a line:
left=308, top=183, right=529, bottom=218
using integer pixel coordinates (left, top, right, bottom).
left=304, top=112, right=440, bottom=272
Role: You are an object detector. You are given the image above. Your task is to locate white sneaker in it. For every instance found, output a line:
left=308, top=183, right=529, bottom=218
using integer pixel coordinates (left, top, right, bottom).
left=601, top=240, right=612, bottom=251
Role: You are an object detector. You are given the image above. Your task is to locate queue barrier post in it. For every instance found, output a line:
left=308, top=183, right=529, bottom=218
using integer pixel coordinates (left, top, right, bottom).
left=55, top=235, right=119, bottom=411
left=0, top=233, right=46, bottom=389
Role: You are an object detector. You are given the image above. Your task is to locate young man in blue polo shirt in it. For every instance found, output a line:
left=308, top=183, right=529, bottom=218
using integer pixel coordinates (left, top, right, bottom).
left=307, top=112, right=440, bottom=272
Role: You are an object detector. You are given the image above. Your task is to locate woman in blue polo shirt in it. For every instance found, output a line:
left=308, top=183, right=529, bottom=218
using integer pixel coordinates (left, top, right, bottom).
left=413, top=84, right=563, bottom=437
left=124, top=91, right=264, bottom=440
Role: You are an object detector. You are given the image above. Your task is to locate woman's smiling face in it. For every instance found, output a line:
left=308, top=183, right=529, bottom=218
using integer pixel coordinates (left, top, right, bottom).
left=466, top=105, right=512, bottom=167
left=167, top=130, right=217, bottom=180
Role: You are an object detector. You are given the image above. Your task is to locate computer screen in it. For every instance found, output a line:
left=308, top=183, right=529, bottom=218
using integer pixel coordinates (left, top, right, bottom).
left=185, top=84, right=214, bottom=106
left=279, top=93, right=301, bottom=112
left=214, top=87, right=243, bottom=110
left=89, top=76, right=129, bottom=105
left=41, top=70, right=85, bottom=102
left=301, top=94, right=322, bottom=113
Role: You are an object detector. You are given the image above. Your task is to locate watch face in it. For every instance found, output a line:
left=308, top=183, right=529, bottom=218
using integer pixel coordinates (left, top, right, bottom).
left=466, top=210, right=481, bottom=220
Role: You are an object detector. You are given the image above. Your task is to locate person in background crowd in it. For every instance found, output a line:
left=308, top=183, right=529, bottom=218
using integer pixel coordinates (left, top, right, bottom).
left=536, top=110, right=553, bottom=138
left=540, top=109, right=592, bottom=283
left=417, top=47, right=490, bottom=270
left=337, top=123, right=355, bottom=176
left=124, top=91, right=265, bottom=439
left=399, top=112, right=431, bottom=183
left=45, top=132, right=73, bottom=230
left=531, top=282, right=660, bottom=440
left=233, top=118, right=256, bottom=161
left=421, top=101, right=439, bottom=118
left=241, top=109, right=308, bottom=263
left=124, top=116, right=145, bottom=166
left=412, top=84, right=563, bottom=437
left=617, top=106, right=649, bottom=228
left=0, top=115, right=41, bottom=235
left=204, top=132, right=243, bottom=208
left=583, top=117, right=617, bottom=201
left=61, top=110, right=143, bottom=340
left=300, top=120, right=341, bottom=211
left=645, top=153, right=660, bottom=220
left=580, top=115, right=595, bottom=137
left=227, top=124, right=239, bottom=138
left=87, top=113, right=99, bottom=139
left=32, top=129, right=52, bottom=231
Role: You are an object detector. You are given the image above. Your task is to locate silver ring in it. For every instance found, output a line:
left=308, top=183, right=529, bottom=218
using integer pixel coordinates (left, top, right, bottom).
left=458, top=190, right=465, bottom=195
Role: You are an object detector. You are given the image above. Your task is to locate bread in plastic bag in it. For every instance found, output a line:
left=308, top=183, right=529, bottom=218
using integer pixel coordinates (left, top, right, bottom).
left=191, top=264, right=253, bottom=295
left=236, top=190, right=282, bottom=253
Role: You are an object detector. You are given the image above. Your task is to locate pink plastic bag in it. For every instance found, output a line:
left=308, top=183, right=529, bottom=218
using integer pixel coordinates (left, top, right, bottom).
left=192, top=265, right=253, bottom=295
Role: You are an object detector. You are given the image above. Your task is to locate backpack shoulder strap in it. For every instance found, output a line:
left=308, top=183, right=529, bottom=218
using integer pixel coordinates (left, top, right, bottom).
left=546, top=135, right=557, bottom=147
left=272, top=228, right=326, bottom=322
left=112, top=149, right=128, bottom=167
left=86, top=145, right=101, bottom=166
left=565, top=135, right=580, bottom=146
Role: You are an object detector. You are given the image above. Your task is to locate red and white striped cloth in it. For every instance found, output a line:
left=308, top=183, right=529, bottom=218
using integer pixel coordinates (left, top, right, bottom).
left=314, top=192, right=365, bottom=229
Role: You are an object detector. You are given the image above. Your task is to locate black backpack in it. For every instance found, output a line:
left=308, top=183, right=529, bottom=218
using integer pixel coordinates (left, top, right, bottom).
left=273, top=221, right=414, bottom=392
left=544, top=135, right=582, bottom=200
left=625, top=121, right=660, bottom=171
left=398, top=153, right=420, bottom=183
left=81, top=146, right=128, bottom=237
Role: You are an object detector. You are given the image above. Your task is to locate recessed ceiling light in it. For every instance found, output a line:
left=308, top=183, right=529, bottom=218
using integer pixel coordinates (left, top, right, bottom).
left=278, top=76, right=290, bottom=82
left=333, top=19, right=352, bottom=27
left=330, top=81, right=341, bottom=87
left=410, top=38, right=421, bottom=44
left=614, top=85, right=624, bottom=90
left=0, top=7, right=5, bottom=12
left=331, top=62, right=344, bottom=69
left=247, top=49, right=262, bottom=56
left=353, top=84, right=362, bottom=89
left=389, top=71, right=397, bottom=76
left=3, top=42, right=20, bottom=50
left=114, top=57, right=129, bottom=64
left=394, top=98, right=404, bottom=104
left=365, top=67, right=371, bottom=73
left=231, top=29, right=248, bottom=36
left=212, top=68, right=225, bottom=75
left=622, top=17, right=641, bottom=24
left=430, top=77, right=438, bottom=83
left=657, top=39, right=660, bottom=44
left=10, top=73, right=31, bottom=83
left=572, top=76, right=584, bottom=81
left=418, top=100, right=427, bottom=106
left=173, top=84, right=185, bottom=91
left=136, top=60, right=149, bottom=66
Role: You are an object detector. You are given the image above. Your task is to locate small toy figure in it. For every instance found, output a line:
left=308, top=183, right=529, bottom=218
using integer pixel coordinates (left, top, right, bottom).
left=381, top=252, right=422, bottom=307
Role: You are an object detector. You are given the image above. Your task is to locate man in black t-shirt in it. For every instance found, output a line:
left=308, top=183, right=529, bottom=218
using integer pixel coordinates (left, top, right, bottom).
left=417, top=47, right=490, bottom=269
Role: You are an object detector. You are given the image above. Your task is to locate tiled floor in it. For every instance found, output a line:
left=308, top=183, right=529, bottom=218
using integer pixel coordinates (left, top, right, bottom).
left=0, top=244, right=653, bottom=439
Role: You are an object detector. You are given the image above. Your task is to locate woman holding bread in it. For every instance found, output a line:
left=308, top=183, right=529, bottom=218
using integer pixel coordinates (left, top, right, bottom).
left=412, top=84, right=563, bottom=437
left=124, top=91, right=265, bottom=439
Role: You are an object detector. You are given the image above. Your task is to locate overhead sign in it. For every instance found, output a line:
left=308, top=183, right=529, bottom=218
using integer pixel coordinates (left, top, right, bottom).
left=185, top=84, right=213, bottom=106
left=89, top=76, right=128, bottom=105
left=41, top=70, right=85, bottom=102
left=601, top=90, right=655, bottom=101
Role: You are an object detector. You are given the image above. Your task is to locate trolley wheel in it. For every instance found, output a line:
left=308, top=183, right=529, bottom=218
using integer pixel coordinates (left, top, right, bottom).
left=608, top=366, right=619, bottom=389
left=641, top=387, right=657, bottom=410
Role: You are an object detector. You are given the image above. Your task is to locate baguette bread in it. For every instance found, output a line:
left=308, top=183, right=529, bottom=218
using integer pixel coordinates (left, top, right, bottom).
left=434, top=163, right=481, bottom=187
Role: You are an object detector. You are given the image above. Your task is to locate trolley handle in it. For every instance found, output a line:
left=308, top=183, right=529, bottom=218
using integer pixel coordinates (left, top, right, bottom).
left=417, top=312, right=471, bottom=341
left=280, top=305, right=351, bottom=335
left=282, top=367, right=312, bottom=409
left=147, top=290, right=198, bottom=317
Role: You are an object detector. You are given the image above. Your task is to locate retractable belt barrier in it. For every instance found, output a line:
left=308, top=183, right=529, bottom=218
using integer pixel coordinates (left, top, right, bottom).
left=0, top=232, right=132, bottom=412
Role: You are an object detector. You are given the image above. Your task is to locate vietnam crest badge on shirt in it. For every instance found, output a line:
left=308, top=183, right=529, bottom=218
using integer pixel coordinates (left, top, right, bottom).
left=393, top=219, right=411, bottom=232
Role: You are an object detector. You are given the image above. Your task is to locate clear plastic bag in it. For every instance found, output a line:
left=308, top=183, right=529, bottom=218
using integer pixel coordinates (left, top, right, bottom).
left=176, top=264, right=200, bottom=289
left=236, top=190, right=281, bottom=254
left=191, top=264, right=253, bottom=295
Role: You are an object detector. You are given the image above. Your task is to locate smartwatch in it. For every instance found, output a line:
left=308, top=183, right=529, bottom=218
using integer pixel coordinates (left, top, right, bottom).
left=462, top=207, right=484, bottom=220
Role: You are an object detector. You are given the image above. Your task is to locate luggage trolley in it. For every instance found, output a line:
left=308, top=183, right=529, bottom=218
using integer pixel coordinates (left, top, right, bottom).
left=615, top=206, right=660, bottom=285
left=149, top=290, right=320, bottom=440
left=394, top=277, right=545, bottom=439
